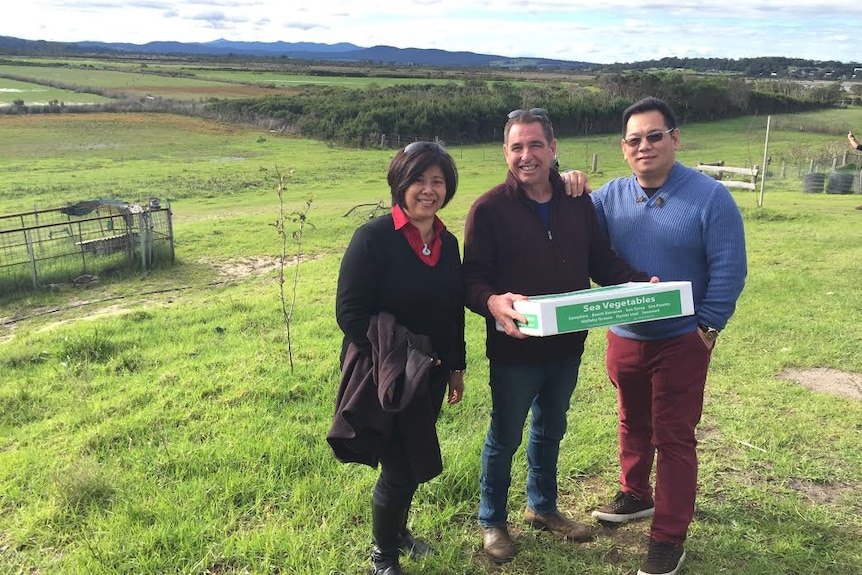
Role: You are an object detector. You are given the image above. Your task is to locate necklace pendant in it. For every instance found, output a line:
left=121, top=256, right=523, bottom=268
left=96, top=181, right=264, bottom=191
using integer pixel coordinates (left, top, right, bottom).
left=422, top=244, right=431, bottom=256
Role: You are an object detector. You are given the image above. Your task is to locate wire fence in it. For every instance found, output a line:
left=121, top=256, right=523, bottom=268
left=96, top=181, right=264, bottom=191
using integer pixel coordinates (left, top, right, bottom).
left=0, top=199, right=174, bottom=294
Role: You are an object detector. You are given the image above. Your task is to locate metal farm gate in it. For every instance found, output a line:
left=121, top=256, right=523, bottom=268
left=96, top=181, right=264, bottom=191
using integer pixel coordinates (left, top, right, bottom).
left=0, top=199, right=174, bottom=293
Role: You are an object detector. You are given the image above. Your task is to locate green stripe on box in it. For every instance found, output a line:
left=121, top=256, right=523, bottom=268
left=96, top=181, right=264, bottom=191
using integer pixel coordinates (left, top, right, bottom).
left=515, top=313, right=539, bottom=329
left=528, top=284, right=629, bottom=301
left=556, top=291, right=684, bottom=332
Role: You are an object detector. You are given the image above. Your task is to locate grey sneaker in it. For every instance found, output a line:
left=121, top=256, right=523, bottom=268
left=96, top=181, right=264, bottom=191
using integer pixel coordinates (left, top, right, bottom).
left=637, top=538, right=685, bottom=575
left=591, top=491, right=655, bottom=523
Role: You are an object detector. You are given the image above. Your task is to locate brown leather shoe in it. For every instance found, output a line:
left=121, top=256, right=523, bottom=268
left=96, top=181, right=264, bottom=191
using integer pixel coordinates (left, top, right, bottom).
left=481, top=525, right=515, bottom=563
left=524, top=508, right=593, bottom=542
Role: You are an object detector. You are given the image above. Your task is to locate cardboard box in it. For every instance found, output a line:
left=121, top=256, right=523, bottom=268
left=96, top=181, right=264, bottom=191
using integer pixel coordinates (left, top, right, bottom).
left=505, top=281, right=694, bottom=337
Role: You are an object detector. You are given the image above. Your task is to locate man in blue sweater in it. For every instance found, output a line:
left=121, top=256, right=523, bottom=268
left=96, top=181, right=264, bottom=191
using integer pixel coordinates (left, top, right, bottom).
left=563, top=97, right=747, bottom=575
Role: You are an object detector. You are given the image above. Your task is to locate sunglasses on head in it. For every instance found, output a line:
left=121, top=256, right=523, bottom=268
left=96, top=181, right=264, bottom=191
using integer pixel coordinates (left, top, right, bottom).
left=623, top=128, right=675, bottom=148
left=507, top=108, right=550, bottom=120
left=404, top=141, right=447, bottom=155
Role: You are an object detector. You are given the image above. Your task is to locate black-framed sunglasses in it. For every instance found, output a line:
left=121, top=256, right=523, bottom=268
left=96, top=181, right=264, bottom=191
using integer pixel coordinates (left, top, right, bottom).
left=507, top=108, right=550, bottom=120
left=623, top=128, right=675, bottom=148
left=404, top=141, right=447, bottom=155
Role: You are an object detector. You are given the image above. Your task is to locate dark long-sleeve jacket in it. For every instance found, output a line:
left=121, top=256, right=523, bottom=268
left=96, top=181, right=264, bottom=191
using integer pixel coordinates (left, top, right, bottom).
left=462, top=170, right=648, bottom=364
left=335, top=213, right=466, bottom=372
left=326, top=312, right=442, bottom=483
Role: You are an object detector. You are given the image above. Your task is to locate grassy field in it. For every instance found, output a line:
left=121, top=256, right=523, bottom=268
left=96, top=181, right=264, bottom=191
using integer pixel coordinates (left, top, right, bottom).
left=0, top=76, right=113, bottom=106
left=1, top=108, right=861, bottom=574
left=0, top=64, right=288, bottom=102
left=0, top=62, right=466, bottom=104
left=0, top=57, right=597, bottom=106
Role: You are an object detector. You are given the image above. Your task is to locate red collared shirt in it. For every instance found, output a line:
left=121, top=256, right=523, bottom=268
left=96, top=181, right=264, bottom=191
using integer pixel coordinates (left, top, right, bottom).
left=392, top=205, right=445, bottom=266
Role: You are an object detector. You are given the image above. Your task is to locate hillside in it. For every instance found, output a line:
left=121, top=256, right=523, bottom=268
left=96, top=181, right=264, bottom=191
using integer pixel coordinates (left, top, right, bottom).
left=0, top=35, right=593, bottom=71
left=1, top=35, right=860, bottom=79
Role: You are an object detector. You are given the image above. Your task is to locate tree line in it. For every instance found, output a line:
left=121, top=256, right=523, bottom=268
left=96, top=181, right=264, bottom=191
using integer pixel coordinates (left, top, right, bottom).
left=599, top=56, right=861, bottom=81
left=0, top=70, right=840, bottom=148
left=207, top=72, right=831, bottom=148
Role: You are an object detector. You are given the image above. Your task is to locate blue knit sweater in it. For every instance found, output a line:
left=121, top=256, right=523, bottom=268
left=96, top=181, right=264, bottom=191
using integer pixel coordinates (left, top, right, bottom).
left=592, top=162, right=747, bottom=340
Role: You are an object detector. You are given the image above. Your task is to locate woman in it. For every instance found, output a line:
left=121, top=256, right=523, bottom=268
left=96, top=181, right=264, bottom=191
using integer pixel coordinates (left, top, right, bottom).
left=331, top=141, right=466, bottom=575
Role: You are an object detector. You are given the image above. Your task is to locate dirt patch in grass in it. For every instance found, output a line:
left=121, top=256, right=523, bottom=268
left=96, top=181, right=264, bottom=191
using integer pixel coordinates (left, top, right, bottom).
left=207, top=256, right=283, bottom=279
left=778, top=367, right=862, bottom=401
left=785, top=478, right=860, bottom=505
left=202, top=255, right=323, bottom=281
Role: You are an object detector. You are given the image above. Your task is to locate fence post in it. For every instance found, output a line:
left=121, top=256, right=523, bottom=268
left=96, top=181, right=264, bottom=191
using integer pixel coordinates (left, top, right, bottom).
left=166, top=202, right=176, bottom=264
left=138, top=212, right=148, bottom=272
left=591, top=153, right=598, bottom=173
left=25, top=229, right=39, bottom=289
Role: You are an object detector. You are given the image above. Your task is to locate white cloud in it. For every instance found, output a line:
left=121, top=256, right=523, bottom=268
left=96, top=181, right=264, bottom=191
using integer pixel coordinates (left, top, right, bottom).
left=2, top=1, right=860, bottom=64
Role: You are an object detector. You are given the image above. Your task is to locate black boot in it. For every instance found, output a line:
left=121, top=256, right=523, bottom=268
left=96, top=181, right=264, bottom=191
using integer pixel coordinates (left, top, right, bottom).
left=398, top=503, right=432, bottom=559
left=371, top=503, right=405, bottom=575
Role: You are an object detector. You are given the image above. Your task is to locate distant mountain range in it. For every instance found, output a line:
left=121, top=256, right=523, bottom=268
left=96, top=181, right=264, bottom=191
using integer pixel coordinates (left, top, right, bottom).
left=0, top=35, right=594, bottom=70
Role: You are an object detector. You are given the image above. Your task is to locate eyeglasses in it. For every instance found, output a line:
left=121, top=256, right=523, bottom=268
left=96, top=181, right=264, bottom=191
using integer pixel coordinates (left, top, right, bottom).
left=404, top=141, right=447, bottom=155
left=623, top=128, right=675, bottom=148
left=507, top=108, right=550, bottom=120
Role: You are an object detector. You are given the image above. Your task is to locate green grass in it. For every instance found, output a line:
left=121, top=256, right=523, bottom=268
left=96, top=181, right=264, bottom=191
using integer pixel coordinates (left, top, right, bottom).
left=0, top=60, right=498, bottom=104
left=0, top=64, right=239, bottom=91
left=0, top=56, right=594, bottom=92
left=0, top=76, right=113, bottom=105
left=0, top=108, right=861, bottom=574
left=187, top=69, right=467, bottom=88
left=0, top=64, right=275, bottom=102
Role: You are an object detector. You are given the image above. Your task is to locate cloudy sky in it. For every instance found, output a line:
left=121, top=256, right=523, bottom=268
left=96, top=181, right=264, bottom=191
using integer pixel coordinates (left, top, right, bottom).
left=4, top=1, right=860, bottom=65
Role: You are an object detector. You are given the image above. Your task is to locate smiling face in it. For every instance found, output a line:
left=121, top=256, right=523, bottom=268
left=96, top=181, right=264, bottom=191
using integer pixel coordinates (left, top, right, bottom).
left=401, top=164, right=447, bottom=226
left=621, top=109, right=680, bottom=188
left=504, top=121, right=557, bottom=197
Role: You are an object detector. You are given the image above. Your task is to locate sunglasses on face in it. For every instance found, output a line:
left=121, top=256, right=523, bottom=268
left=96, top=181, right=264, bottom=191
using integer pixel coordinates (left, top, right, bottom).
left=404, top=141, right=447, bottom=155
left=623, top=128, right=675, bottom=148
left=507, top=108, right=550, bottom=120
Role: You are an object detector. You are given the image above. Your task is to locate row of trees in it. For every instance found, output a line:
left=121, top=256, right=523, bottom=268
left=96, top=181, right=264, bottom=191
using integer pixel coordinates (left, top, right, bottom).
left=208, top=72, right=831, bottom=148
left=601, top=56, right=861, bottom=81
left=0, top=68, right=841, bottom=148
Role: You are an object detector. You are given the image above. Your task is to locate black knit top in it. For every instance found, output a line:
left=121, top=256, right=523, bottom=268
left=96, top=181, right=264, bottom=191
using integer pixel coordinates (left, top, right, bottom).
left=336, top=213, right=467, bottom=372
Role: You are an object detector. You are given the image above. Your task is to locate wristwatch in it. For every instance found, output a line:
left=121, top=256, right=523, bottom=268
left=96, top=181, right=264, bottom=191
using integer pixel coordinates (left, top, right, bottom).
left=698, top=323, right=720, bottom=342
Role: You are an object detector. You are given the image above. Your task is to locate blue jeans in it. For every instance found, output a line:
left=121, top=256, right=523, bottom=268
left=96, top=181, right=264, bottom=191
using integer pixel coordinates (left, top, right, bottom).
left=478, top=358, right=582, bottom=527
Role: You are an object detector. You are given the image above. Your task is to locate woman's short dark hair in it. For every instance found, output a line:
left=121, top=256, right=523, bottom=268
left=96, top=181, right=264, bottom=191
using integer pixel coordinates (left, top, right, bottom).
left=388, top=142, right=458, bottom=209
left=622, top=97, right=678, bottom=134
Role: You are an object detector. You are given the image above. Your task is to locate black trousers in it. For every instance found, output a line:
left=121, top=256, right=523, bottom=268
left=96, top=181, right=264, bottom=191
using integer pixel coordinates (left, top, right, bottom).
left=372, top=367, right=449, bottom=509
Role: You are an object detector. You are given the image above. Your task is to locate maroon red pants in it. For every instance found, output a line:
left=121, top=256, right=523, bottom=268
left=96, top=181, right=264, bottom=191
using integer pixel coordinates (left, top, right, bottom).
left=606, top=329, right=712, bottom=544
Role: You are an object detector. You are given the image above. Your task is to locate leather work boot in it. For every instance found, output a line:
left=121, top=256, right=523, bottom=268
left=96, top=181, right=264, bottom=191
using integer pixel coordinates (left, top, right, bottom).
left=371, top=503, right=405, bottom=575
left=398, top=528, right=432, bottom=559
left=370, top=545, right=404, bottom=575
left=481, top=525, right=515, bottom=563
left=524, top=507, right=593, bottom=542
left=398, top=504, right=432, bottom=559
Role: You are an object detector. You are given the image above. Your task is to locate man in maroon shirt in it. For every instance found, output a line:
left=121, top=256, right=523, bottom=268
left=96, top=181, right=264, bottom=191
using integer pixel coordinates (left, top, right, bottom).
left=463, top=108, right=650, bottom=562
